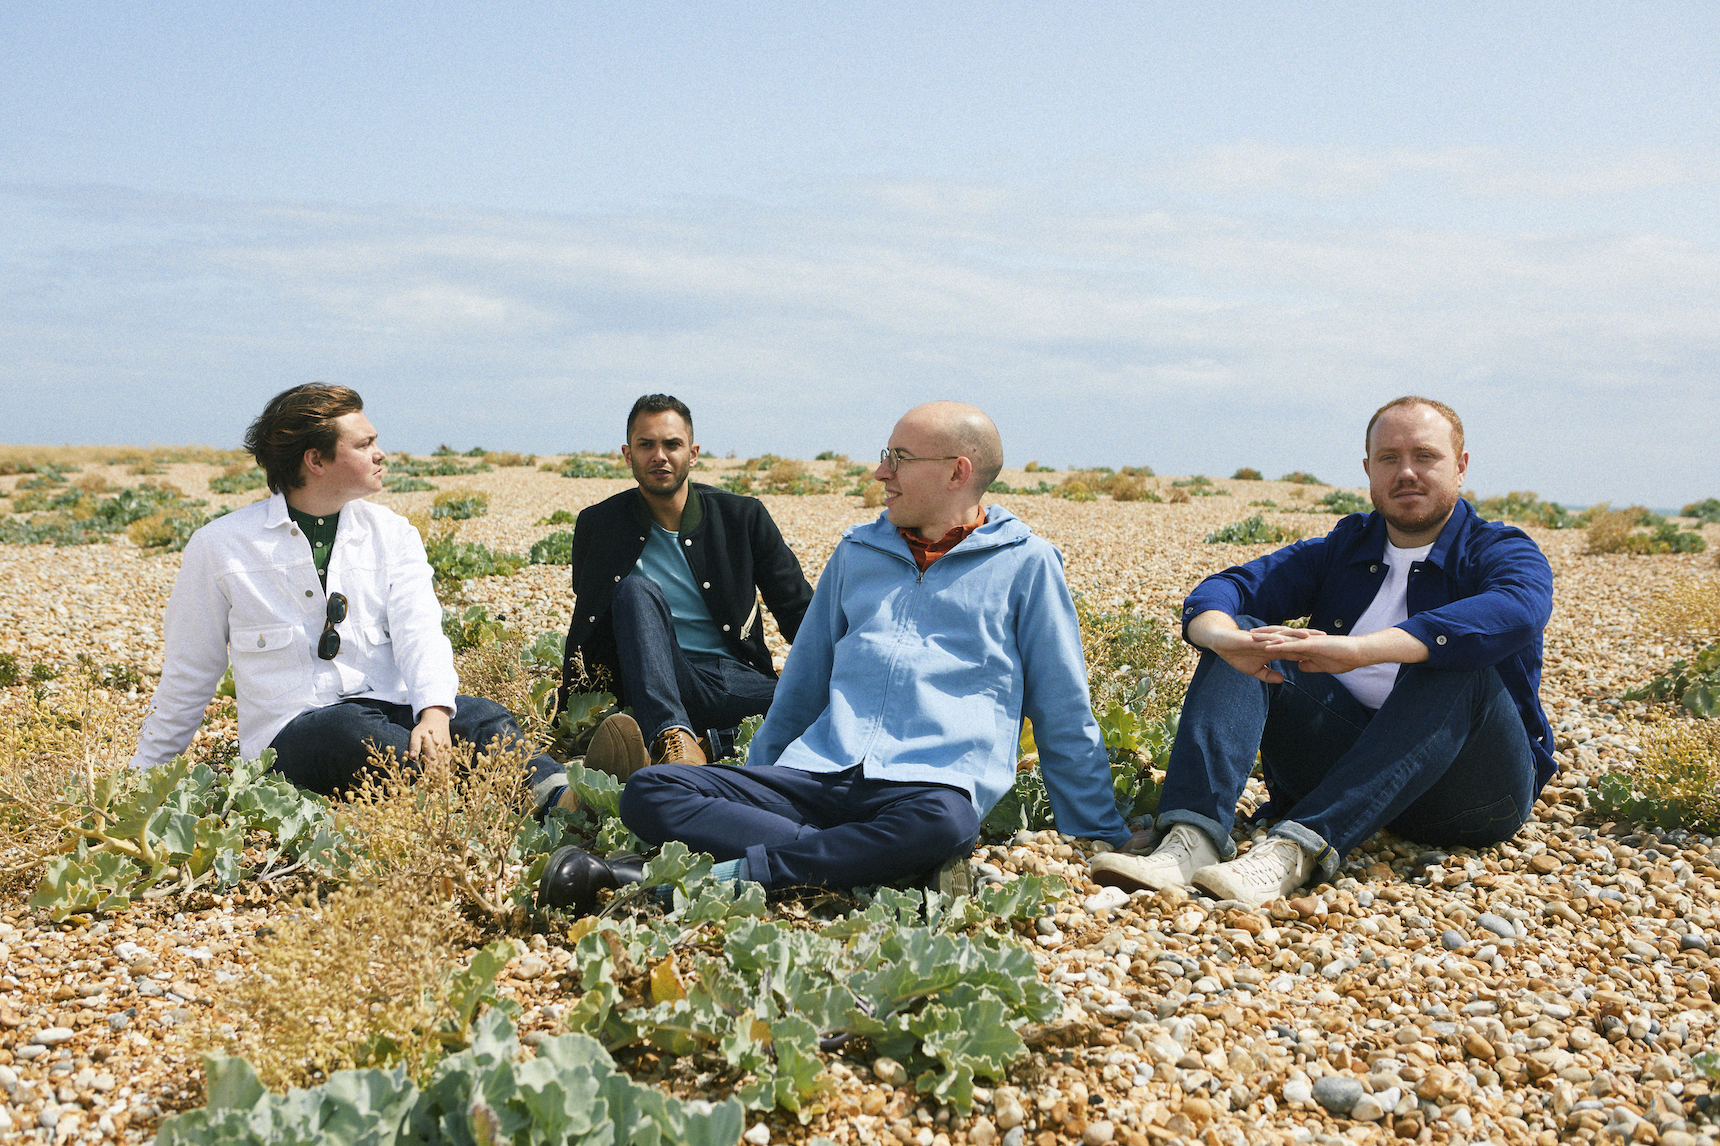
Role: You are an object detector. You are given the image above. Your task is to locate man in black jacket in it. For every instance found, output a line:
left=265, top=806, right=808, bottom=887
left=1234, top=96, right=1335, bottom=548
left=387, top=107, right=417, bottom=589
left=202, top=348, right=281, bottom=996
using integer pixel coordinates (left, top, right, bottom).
left=561, top=394, right=814, bottom=773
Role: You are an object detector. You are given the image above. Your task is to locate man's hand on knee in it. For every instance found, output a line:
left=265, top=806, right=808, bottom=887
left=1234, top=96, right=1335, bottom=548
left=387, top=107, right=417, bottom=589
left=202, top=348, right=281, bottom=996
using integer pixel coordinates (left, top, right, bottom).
left=410, top=706, right=453, bottom=767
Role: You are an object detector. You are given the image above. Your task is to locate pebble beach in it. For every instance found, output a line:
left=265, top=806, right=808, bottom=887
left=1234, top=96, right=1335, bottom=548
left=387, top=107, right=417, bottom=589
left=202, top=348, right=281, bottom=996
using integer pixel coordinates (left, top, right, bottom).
left=1, top=454, right=1717, bottom=1146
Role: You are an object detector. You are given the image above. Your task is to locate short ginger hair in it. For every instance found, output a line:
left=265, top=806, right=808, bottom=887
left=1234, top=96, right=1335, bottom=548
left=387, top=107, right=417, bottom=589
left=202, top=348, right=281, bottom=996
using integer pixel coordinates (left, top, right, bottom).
left=1365, top=396, right=1464, bottom=457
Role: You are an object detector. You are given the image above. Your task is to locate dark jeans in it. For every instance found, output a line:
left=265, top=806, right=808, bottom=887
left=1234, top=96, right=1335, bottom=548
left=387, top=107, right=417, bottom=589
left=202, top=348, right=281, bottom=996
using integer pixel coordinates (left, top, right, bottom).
left=619, top=763, right=980, bottom=890
left=611, top=574, right=778, bottom=747
left=1157, top=616, right=1536, bottom=878
left=268, top=695, right=562, bottom=797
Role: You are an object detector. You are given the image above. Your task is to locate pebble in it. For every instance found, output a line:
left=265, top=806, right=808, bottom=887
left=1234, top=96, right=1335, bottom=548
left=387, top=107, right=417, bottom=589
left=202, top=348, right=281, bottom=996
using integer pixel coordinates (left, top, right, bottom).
left=1682, top=933, right=1710, bottom=952
left=1475, top=912, right=1516, bottom=938
left=872, top=1057, right=908, bottom=1087
left=742, top=1122, right=771, bottom=1146
left=30, top=1028, right=75, bottom=1046
left=1281, top=1078, right=1313, bottom=1105
left=1083, top=886, right=1129, bottom=914
left=1310, top=1075, right=1363, bottom=1114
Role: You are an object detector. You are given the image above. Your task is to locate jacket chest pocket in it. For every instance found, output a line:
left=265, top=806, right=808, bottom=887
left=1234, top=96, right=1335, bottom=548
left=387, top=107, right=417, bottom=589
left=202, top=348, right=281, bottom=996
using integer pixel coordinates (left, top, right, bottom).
left=230, top=624, right=310, bottom=701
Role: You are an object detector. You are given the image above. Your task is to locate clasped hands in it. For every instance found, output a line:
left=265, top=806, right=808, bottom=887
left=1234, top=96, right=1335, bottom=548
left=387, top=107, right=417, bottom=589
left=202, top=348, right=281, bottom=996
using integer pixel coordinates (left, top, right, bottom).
left=1205, top=625, right=1374, bottom=683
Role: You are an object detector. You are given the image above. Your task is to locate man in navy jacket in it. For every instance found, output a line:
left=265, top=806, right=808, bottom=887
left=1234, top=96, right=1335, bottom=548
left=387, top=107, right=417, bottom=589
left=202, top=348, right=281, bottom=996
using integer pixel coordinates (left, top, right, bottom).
left=1093, top=396, right=1555, bottom=907
left=559, top=395, right=814, bottom=775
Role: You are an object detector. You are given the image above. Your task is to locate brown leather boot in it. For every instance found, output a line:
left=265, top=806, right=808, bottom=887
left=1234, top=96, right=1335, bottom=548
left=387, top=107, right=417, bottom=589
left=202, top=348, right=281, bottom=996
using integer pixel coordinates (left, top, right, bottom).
left=651, top=727, right=708, bottom=766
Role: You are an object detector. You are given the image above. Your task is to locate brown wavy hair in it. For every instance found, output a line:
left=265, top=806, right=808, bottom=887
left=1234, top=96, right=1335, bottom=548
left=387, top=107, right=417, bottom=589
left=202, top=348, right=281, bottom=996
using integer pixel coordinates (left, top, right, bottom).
left=244, top=384, right=365, bottom=493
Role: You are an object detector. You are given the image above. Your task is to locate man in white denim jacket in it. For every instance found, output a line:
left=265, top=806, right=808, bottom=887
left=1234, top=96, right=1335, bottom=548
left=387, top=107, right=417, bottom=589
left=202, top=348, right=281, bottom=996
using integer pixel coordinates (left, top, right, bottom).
left=536, top=401, right=1130, bottom=911
left=130, top=384, right=567, bottom=805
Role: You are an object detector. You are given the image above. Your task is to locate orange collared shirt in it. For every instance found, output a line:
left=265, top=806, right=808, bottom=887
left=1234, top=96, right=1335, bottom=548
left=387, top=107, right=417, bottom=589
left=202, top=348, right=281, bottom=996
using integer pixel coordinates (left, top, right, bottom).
left=899, top=508, right=988, bottom=573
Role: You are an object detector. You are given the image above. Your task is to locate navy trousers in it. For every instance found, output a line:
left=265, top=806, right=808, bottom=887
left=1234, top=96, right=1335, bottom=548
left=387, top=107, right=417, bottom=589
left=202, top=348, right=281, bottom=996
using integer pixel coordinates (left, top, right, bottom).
left=619, top=762, right=980, bottom=890
left=268, top=695, right=562, bottom=796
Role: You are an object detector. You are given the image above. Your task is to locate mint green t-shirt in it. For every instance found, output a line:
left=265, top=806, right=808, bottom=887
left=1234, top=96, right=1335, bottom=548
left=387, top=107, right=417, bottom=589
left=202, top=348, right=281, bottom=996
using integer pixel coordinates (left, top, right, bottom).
left=633, top=524, right=735, bottom=660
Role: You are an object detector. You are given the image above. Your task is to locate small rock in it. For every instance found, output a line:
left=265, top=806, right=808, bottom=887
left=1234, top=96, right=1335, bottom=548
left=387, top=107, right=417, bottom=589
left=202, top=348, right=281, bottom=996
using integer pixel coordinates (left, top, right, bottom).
left=107, top=1014, right=130, bottom=1033
left=993, top=1089, right=1025, bottom=1130
left=512, top=953, right=551, bottom=981
left=969, top=1116, right=998, bottom=1146
left=1351, top=1094, right=1388, bottom=1122
left=742, top=1122, right=771, bottom=1146
left=1081, top=1120, right=1115, bottom=1145
left=873, top=1056, right=908, bottom=1087
left=1681, top=933, right=1709, bottom=953
left=0, top=1106, right=12, bottom=1134
left=1475, top=913, right=1515, bottom=939
left=1282, top=1078, right=1313, bottom=1105
left=1529, top=854, right=1560, bottom=874
left=15, top=1045, right=46, bottom=1060
left=1311, top=1075, right=1363, bottom=1114
left=1083, top=887, right=1129, bottom=914
left=32, top=1027, right=75, bottom=1046
left=1002, top=1129, right=1025, bottom=1146
left=1287, top=896, right=1320, bottom=919
left=1441, top=929, right=1467, bottom=950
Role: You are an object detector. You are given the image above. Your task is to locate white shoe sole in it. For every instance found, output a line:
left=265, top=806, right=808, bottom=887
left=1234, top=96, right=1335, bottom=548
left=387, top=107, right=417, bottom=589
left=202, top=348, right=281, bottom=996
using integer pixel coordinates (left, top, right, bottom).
left=1090, top=851, right=1197, bottom=893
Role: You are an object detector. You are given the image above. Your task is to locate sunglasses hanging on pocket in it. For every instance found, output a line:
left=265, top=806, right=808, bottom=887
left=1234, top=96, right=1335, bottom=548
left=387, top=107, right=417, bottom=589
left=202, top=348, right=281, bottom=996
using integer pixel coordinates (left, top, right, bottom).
left=318, top=593, right=349, bottom=660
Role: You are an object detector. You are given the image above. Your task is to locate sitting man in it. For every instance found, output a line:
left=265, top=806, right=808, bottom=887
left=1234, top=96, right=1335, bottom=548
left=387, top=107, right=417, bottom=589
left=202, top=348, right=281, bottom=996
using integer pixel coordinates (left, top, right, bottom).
left=559, top=394, right=813, bottom=775
left=131, top=384, right=569, bottom=810
left=538, top=401, right=1131, bottom=911
left=1092, top=396, right=1555, bottom=907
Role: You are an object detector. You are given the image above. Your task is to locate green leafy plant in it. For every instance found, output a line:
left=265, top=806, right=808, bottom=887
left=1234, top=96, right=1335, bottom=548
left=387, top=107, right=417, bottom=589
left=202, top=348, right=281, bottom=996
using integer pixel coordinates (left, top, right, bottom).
left=1280, top=471, right=1326, bottom=485
left=420, top=521, right=526, bottom=596
left=432, top=490, right=491, bottom=520
left=536, top=508, right=578, bottom=525
left=27, top=752, right=342, bottom=920
left=208, top=467, right=267, bottom=494
left=529, top=530, right=574, bottom=565
left=1232, top=467, right=1263, bottom=481
left=1313, top=489, right=1371, bottom=515
left=560, top=454, right=630, bottom=479
left=1624, top=643, right=1720, bottom=718
left=443, top=604, right=517, bottom=651
left=1205, top=514, right=1304, bottom=545
left=160, top=1010, right=746, bottom=1146
left=1588, top=721, right=1720, bottom=832
left=384, top=475, right=435, bottom=493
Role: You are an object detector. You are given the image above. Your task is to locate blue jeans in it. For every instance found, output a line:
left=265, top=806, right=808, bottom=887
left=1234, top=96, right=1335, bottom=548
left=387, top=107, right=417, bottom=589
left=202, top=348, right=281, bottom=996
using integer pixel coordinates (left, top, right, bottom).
left=1157, top=617, right=1535, bottom=879
left=268, top=695, right=562, bottom=796
left=620, top=763, right=980, bottom=890
left=611, top=574, right=778, bottom=748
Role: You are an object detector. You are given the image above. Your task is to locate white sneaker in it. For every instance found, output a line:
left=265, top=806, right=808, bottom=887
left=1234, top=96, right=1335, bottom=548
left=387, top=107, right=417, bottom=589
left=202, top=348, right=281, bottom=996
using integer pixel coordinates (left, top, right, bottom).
left=1190, top=835, right=1313, bottom=907
left=1089, top=824, right=1220, bottom=893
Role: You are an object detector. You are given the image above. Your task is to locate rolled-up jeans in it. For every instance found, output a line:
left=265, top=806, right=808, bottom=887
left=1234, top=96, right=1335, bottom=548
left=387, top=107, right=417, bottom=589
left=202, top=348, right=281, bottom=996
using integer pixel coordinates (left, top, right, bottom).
left=268, top=695, right=562, bottom=797
left=1156, top=616, right=1536, bottom=879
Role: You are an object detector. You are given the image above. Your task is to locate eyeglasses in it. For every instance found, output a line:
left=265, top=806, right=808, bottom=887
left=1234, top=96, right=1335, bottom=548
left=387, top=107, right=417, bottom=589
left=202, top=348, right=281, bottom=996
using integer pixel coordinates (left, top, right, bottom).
left=879, top=447, right=961, bottom=473
left=317, top=593, right=348, bottom=660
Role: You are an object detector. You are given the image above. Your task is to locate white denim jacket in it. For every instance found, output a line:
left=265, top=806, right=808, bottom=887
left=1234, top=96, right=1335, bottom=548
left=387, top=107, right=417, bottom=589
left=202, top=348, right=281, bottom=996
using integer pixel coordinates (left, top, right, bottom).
left=130, top=491, right=458, bottom=768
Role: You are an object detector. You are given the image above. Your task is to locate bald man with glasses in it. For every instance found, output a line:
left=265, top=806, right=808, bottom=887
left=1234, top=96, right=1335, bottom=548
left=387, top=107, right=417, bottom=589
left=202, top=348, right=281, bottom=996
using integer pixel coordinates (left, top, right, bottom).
left=537, top=401, right=1129, bottom=912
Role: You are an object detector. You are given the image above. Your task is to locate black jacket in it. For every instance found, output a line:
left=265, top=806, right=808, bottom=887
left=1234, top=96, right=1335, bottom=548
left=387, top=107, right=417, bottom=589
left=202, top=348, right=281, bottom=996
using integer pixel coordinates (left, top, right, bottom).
left=559, top=483, right=814, bottom=708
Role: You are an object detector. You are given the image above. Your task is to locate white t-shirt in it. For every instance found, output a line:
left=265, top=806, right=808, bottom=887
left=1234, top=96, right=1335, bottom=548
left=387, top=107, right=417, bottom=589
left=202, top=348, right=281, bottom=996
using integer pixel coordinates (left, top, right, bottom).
left=1333, top=540, right=1434, bottom=710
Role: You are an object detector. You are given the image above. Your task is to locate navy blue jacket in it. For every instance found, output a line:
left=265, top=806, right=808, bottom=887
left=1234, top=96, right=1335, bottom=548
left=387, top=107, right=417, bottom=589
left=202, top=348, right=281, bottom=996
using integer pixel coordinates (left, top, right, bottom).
left=1182, top=497, right=1557, bottom=792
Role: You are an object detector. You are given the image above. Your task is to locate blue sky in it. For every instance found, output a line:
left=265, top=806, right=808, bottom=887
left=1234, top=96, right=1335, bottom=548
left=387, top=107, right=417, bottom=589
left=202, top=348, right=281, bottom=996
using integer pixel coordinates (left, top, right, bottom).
left=4, top=3, right=1716, bottom=505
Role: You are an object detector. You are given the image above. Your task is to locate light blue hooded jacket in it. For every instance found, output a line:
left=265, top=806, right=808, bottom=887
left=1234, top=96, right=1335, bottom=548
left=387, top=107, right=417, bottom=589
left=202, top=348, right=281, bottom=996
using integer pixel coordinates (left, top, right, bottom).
left=749, top=506, right=1132, bottom=847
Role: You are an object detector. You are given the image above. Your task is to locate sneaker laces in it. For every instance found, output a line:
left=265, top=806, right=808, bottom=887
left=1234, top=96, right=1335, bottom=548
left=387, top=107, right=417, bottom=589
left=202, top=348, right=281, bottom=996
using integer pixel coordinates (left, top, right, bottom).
left=1156, top=824, right=1210, bottom=863
left=1229, top=836, right=1306, bottom=879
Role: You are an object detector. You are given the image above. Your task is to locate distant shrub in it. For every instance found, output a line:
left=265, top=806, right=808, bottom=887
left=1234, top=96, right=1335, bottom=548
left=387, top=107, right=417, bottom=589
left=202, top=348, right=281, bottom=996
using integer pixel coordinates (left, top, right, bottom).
left=1171, top=475, right=1212, bottom=488
left=127, top=506, right=210, bottom=551
left=1166, top=487, right=1191, bottom=504
left=1280, top=471, right=1326, bottom=485
left=1108, top=475, right=1160, bottom=503
left=1232, top=467, right=1263, bottom=482
left=529, top=530, right=575, bottom=565
left=1058, top=479, right=1096, bottom=502
left=1651, top=576, right=1720, bottom=639
left=1472, top=490, right=1585, bottom=530
left=431, top=444, right=459, bottom=456
left=415, top=518, right=525, bottom=597
left=862, top=481, right=885, bottom=508
left=1024, top=461, right=1052, bottom=473
left=1206, top=514, right=1305, bottom=545
left=1314, top=489, right=1371, bottom=515
left=483, top=451, right=534, bottom=467
left=559, top=455, right=630, bottom=479
left=815, top=450, right=840, bottom=461
left=1682, top=498, right=1720, bottom=525
left=384, top=476, right=435, bottom=493
left=208, top=466, right=266, bottom=494
left=535, top=508, right=578, bottom=525
left=1586, top=506, right=1708, bottom=556
left=431, top=490, right=490, bottom=520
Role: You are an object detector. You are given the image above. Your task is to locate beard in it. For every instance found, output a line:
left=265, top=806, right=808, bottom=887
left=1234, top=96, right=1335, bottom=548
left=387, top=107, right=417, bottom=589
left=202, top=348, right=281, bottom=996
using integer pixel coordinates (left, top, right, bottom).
left=1371, top=484, right=1458, bottom=536
left=631, top=453, right=692, bottom=497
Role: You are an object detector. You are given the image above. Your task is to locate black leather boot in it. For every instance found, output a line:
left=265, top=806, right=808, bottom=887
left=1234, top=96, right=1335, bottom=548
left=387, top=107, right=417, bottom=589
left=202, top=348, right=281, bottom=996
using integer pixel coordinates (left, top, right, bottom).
left=536, top=846, right=647, bottom=913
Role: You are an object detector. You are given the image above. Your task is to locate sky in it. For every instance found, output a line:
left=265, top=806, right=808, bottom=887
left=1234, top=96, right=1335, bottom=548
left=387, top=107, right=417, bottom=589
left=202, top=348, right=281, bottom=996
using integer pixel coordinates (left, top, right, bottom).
left=3, top=3, right=1717, bottom=506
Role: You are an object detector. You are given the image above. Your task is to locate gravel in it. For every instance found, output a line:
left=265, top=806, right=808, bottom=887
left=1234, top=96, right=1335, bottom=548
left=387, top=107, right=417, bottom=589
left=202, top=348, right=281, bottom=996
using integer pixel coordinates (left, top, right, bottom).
left=2, top=458, right=1719, bottom=1144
